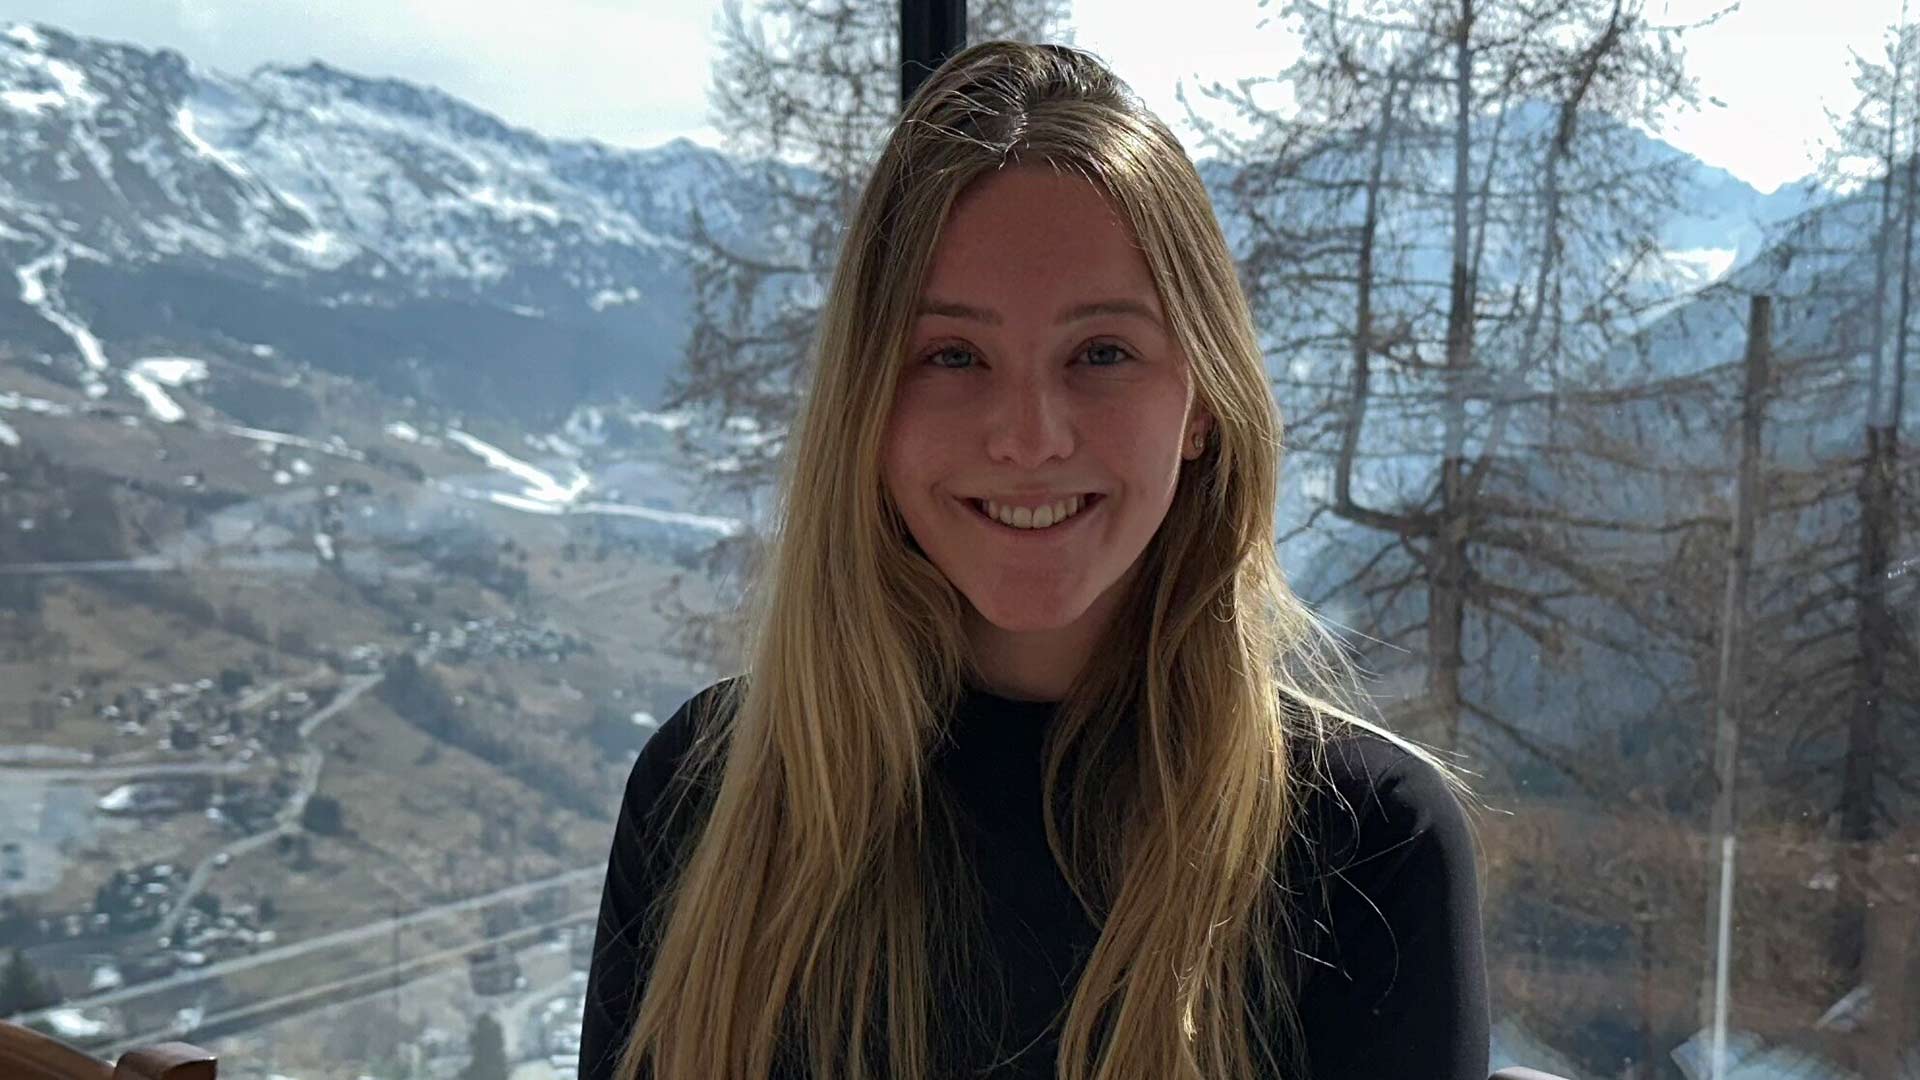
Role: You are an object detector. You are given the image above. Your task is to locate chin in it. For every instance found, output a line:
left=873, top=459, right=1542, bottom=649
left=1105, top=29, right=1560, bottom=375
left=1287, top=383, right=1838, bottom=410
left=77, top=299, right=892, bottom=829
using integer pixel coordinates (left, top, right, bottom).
left=963, top=589, right=1094, bottom=632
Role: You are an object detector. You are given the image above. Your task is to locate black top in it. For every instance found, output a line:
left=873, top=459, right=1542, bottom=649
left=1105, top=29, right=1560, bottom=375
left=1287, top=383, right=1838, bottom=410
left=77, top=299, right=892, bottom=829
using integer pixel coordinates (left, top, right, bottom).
left=578, top=679, right=1488, bottom=1080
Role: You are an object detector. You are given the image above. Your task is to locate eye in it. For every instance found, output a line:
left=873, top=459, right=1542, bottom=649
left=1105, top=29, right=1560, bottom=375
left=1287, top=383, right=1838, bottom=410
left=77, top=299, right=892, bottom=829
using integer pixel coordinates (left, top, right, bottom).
left=916, top=339, right=1136, bottom=369
left=922, top=343, right=977, bottom=369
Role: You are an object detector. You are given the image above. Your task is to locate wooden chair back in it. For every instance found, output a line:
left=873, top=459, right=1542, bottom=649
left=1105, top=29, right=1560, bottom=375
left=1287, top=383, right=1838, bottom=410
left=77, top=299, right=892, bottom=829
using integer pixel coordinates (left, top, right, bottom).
left=0, top=1020, right=216, bottom=1080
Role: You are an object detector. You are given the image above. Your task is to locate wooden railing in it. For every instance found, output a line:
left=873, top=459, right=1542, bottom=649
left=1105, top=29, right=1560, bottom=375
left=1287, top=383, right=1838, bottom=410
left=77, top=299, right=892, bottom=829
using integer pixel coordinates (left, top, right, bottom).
left=0, top=1020, right=215, bottom=1080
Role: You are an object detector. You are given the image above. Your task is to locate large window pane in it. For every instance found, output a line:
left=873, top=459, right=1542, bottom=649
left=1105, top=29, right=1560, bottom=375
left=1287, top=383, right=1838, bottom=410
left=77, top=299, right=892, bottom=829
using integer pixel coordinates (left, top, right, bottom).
left=1, top=3, right=1914, bottom=1079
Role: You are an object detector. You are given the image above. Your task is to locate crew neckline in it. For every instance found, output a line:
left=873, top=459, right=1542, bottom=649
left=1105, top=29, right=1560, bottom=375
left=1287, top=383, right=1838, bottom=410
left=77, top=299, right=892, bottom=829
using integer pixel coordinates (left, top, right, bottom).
left=951, top=684, right=1061, bottom=742
left=960, top=683, right=1061, bottom=711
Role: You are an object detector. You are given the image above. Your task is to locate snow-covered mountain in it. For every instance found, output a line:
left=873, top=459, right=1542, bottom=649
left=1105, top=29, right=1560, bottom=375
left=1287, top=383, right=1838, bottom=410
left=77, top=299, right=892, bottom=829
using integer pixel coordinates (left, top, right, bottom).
left=0, top=21, right=764, bottom=423
left=0, top=20, right=1825, bottom=434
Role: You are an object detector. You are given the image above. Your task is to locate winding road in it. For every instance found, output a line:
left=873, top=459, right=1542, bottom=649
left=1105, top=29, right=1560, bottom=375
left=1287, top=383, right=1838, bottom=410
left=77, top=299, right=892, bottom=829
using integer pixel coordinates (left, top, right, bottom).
left=151, top=649, right=427, bottom=943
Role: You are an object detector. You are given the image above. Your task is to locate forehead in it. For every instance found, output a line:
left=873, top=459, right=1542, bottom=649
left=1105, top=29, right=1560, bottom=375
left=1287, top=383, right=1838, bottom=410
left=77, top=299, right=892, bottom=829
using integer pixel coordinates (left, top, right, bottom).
left=922, top=165, right=1158, bottom=298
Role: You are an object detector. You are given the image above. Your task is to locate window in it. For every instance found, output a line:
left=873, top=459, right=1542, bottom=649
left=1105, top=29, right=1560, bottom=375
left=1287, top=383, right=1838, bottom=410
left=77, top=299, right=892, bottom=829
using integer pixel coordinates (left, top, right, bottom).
left=0, top=3, right=1912, bottom=1079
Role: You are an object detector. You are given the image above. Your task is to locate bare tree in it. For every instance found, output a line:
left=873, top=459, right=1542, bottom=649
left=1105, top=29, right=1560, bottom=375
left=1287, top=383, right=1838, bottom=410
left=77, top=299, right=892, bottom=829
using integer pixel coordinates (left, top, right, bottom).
left=1190, top=0, right=1710, bottom=769
left=1626, top=20, right=1920, bottom=1033
left=1834, top=10, right=1919, bottom=998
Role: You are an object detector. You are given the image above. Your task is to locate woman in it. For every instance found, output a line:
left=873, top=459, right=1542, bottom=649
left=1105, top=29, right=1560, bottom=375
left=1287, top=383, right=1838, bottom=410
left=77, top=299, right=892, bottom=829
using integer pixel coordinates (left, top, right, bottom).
left=580, top=40, right=1487, bottom=1080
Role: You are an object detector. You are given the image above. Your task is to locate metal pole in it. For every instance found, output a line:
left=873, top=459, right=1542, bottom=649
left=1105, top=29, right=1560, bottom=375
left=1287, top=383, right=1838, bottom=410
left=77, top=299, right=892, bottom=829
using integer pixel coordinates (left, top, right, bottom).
left=901, top=0, right=966, bottom=110
left=1699, top=294, right=1771, bottom=1078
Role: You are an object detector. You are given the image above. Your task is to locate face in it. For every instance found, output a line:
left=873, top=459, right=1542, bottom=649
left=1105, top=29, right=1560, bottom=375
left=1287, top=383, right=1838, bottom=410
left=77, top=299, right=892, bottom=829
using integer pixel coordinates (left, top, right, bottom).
left=881, top=164, right=1212, bottom=699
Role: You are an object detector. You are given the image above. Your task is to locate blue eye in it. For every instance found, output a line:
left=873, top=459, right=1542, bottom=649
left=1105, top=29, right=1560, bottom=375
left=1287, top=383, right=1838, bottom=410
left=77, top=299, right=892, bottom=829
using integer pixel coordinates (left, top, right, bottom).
left=925, top=344, right=976, bottom=369
left=919, top=340, right=1135, bottom=369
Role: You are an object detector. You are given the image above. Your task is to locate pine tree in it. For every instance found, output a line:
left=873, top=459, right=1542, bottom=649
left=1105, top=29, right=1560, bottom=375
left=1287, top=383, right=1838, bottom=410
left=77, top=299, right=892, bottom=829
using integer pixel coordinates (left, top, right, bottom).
left=0, top=947, right=61, bottom=1014
left=459, top=1013, right=509, bottom=1080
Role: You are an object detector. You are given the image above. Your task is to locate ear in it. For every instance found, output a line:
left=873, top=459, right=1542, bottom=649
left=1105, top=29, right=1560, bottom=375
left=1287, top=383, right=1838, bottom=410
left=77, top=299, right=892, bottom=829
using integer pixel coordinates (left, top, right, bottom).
left=1183, top=411, right=1213, bottom=460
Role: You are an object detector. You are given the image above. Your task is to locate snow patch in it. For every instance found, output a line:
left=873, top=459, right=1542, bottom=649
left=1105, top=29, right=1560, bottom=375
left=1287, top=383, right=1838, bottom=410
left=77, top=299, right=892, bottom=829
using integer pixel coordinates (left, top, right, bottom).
left=470, top=486, right=564, bottom=515
left=562, top=405, right=607, bottom=446
left=5, top=23, right=47, bottom=50
left=588, top=286, right=643, bottom=311
left=42, top=58, right=94, bottom=103
left=41, top=1008, right=108, bottom=1038
left=275, top=225, right=348, bottom=263
left=0, top=53, right=102, bottom=116
left=385, top=420, right=422, bottom=443
left=88, top=964, right=123, bottom=992
left=96, top=786, right=138, bottom=813
left=131, top=357, right=209, bottom=386
left=17, top=247, right=110, bottom=404
left=174, top=106, right=256, bottom=183
left=523, top=432, right=583, bottom=458
left=141, top=217, right=234, bottom=260
left=573, top=499, right=743, bottom=536
left=628, top=409, right=690, bottom=432
left=1666, top=246, right=1739, bottom=285
left=123, top=369, right=185, bottom=423
left=446, top=428, right=589, bottom=506
left=0, top=391, right=74, bottom=416
left=466, top=186, right=562, bottom=224
left=216, top=423, right=368, bottom=462
left=430, top=480, right=741, bottom=535
left=1, top=88, right=64, bottom=115
left=0, top=418, right=18, bottom=447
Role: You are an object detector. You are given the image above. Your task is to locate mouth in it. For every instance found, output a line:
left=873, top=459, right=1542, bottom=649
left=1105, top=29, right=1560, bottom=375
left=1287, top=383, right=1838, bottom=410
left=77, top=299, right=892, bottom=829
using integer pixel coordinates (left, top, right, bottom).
left=960, top=493, right=1105, bottom=536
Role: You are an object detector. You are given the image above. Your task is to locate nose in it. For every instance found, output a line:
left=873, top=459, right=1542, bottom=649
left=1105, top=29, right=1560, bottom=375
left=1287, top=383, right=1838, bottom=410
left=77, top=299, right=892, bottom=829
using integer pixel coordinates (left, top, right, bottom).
left=983, top=371, right=1075, bottom=468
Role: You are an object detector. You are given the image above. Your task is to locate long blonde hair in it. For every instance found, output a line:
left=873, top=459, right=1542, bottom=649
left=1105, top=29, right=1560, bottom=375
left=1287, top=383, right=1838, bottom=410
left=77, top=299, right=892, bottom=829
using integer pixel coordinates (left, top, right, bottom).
left=615, top=39, right=1469, bottom=1080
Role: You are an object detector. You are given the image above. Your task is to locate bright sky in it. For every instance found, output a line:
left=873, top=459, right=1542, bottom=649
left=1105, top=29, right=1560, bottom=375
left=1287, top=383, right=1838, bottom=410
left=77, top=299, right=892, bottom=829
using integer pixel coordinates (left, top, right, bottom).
left=0, top=0, right=1902, bottom=194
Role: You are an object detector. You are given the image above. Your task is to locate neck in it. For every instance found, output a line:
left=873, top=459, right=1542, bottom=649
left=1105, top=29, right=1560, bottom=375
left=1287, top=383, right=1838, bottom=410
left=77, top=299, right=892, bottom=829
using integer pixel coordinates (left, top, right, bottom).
left=962, top=564, right=1139, bottom=703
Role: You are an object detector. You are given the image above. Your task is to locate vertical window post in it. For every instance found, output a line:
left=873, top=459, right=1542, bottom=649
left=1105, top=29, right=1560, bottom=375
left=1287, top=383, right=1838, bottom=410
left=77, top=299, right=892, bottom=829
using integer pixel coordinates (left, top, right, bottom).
left=901, top=0, right=967, bottom=110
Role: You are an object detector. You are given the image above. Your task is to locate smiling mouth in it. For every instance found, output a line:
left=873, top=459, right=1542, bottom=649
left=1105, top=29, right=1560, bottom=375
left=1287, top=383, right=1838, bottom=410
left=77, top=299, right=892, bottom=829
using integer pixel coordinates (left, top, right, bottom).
left=962, top=493, right=1104, bottom=531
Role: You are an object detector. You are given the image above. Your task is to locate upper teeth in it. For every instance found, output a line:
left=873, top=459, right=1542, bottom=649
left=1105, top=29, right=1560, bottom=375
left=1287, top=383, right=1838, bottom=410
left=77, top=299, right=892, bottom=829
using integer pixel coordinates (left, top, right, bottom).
left=981, top=495, right=1085, bottom=529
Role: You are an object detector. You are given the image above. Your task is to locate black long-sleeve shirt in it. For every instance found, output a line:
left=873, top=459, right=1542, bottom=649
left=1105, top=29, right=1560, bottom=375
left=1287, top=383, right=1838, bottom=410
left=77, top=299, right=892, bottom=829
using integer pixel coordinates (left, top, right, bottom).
left=579, top=679, right=1488, bottom=1080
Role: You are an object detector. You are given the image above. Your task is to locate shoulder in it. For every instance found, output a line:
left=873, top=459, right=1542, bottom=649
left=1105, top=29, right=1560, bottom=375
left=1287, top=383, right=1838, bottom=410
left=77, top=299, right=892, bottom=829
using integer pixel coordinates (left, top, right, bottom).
left=1282, top=728, right=1491, bottom=1075
left=620, top=675, right=747, bottom=833
left=635, top=676, right=745, bottom=763
left=1288, top=725, right=1477, bottom=883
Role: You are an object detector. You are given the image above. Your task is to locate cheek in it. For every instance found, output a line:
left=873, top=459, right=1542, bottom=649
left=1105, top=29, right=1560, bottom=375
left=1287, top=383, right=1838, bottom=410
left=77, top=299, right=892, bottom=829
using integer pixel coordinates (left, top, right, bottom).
left=881, top=397, right=952, bottom=486
left=879, top=399, right=917, bottom=489
left=1095, top=405, right=1187, bottom=472
left=879, top=422, right=918, bottom=501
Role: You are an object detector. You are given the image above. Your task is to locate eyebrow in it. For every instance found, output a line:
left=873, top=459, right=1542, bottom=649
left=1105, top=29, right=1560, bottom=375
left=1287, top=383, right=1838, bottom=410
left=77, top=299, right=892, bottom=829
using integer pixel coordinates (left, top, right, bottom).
left=915, top=297, right=1165, bottom=330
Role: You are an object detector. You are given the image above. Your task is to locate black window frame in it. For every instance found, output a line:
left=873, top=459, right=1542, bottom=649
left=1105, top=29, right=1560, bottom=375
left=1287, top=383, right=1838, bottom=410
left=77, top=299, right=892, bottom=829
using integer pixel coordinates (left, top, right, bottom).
left=901, top=0, right=967, bottom=108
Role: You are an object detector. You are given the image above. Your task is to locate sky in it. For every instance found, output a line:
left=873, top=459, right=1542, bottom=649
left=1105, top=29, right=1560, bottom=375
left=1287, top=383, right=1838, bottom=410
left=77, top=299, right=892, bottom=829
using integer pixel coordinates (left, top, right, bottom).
left=0, top=0, right=1903, bottom=194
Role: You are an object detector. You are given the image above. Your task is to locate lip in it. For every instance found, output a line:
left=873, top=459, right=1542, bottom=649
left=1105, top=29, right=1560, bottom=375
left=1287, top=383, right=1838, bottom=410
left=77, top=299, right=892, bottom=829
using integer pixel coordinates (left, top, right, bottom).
left=959, top=493, right=1104, bottom=538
